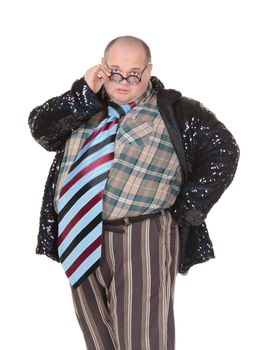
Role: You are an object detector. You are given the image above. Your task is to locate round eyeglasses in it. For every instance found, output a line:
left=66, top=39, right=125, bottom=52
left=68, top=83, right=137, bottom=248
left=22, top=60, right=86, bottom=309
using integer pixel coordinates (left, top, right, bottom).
left=104, top=59, right=150, bottom=85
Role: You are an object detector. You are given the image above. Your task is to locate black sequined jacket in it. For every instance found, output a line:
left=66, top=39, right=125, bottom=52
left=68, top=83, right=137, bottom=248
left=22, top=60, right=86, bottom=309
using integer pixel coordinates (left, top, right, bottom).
left=28, top=76, right=240, bottom=275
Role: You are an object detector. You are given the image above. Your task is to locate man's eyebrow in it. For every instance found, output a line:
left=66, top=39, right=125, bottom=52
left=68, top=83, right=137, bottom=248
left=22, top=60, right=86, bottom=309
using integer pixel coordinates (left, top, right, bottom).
left=110, top=65, right=141, bottom=71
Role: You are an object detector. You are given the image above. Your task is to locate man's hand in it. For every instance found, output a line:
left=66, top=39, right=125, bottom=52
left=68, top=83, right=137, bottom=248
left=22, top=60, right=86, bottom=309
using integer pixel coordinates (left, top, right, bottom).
left=84, top=64, right=111, bottom=93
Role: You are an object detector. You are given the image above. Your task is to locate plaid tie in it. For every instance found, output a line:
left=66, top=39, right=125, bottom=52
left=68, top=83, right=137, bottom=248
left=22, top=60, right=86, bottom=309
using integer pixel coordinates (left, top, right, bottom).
left=57, top=100, right=138, bottom=288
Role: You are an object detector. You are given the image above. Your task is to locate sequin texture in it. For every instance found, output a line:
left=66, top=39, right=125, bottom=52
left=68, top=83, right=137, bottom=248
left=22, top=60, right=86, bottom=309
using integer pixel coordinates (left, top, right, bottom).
left=28, top=78, right=105, bottom=151
left=28, top=76, right=240, bottom=274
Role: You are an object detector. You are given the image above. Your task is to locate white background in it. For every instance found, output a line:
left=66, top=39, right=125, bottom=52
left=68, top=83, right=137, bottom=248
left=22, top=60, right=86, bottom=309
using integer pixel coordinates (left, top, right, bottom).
left=1, top=0, right=253, bottom=349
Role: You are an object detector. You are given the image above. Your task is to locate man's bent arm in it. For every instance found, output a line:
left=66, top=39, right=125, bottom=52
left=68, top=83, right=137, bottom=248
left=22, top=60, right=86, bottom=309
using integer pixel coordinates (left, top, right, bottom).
left=171, top=98, right=240, bottom=227
left=28, top=77, right=104, bottom=151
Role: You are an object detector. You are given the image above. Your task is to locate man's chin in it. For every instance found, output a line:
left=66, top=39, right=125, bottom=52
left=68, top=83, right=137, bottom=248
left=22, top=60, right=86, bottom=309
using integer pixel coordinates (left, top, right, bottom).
left=109, top=94, right=133, bottom=104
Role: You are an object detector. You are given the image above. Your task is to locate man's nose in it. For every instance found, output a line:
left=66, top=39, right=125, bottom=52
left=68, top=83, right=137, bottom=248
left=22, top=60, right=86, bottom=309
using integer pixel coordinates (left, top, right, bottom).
left=119, top=78, right=129, bottom=86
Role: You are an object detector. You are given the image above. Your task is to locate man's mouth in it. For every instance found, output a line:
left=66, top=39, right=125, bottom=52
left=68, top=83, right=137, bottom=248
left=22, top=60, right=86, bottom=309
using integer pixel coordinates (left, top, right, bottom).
left=117, top=88, right=129, bottom=94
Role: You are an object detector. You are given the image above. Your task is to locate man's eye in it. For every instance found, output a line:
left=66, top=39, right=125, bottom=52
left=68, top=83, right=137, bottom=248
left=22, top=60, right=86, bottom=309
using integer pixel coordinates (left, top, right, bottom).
left=112, top=69, right=120, bottom=73
left=130, top=71, right=139, bottom=76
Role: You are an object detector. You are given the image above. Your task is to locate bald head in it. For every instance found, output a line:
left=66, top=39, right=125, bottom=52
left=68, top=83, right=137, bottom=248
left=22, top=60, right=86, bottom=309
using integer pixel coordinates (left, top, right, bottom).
left=104, top=36, right=151, bottom=64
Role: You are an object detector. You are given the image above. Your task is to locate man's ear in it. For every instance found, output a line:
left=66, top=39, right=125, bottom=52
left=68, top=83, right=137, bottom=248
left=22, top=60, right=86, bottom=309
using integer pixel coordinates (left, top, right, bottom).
left=148, top=63, right=153, bottom=76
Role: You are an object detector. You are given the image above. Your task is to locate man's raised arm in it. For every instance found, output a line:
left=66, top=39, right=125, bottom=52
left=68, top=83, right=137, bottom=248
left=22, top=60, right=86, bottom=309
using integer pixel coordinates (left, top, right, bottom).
left=28, top=77, right=104, bottom=151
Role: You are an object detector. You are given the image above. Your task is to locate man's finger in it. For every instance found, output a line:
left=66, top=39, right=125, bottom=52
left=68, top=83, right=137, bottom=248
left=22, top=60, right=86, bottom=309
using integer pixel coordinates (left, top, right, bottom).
left=99, top=64, right=112, bottom=77
left=96, top=69, right=109, bottom=80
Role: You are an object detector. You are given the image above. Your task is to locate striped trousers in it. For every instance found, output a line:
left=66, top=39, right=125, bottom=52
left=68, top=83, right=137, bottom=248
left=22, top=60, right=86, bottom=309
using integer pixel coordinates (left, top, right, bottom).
left=70, top=209, right=180, bottom=350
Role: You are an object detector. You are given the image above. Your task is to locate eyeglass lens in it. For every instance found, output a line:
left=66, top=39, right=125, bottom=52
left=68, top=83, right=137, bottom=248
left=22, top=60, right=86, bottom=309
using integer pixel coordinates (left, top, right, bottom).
left=110, top=73, right=140, bottom=85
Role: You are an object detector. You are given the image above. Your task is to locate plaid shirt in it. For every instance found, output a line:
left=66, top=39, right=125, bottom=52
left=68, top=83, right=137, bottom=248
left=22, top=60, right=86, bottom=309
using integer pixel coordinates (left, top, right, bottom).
left=54, top=91, right=182, bottom=220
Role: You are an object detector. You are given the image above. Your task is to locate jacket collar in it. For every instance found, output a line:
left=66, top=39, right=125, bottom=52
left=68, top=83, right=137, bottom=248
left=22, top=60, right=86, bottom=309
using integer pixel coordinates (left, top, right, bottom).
left=150, top=76, right=182, bottom=105
left=151, top=76, right=188, bottom=182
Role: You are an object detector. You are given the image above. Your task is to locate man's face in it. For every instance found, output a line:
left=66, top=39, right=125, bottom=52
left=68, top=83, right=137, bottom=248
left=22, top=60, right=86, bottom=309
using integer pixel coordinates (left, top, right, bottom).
left=102, top=41, right=153, bottom=104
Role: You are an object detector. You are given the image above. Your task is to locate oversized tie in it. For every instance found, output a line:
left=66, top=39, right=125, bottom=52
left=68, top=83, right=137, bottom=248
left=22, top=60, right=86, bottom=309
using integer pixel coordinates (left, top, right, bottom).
left=57, top=100, right=138, bottom=288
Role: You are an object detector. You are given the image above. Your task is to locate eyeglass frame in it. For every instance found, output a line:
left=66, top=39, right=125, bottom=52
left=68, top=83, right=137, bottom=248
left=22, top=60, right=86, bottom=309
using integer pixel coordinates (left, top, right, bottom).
left=104, top=58, right=151, bottom=85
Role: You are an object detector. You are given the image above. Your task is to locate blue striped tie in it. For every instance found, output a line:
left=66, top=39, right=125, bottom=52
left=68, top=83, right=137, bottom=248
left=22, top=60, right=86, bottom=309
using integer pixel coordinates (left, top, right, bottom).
left=57, top=100, right=138, bottom=288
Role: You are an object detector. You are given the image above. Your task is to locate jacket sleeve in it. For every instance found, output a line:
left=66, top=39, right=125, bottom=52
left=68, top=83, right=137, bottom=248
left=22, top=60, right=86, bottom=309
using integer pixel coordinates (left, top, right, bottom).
left=171, top=97, right=240, bottom=227
left=28, top=77, right=104, bottom=151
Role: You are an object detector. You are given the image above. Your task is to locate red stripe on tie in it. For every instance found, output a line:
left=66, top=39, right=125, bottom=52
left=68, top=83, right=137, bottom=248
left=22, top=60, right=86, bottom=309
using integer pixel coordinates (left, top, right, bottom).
left=65, top=234, right=103, bottom=278
left=60, top=152, right=114, bottom=197
left=81, top=118, right=119, bottom=149
left=58, top=191, right=103, bottom=246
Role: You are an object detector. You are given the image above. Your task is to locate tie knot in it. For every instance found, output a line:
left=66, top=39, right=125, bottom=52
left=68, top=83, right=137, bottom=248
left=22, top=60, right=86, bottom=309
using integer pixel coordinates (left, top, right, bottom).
left=107, top=100, right=138, bottom=119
